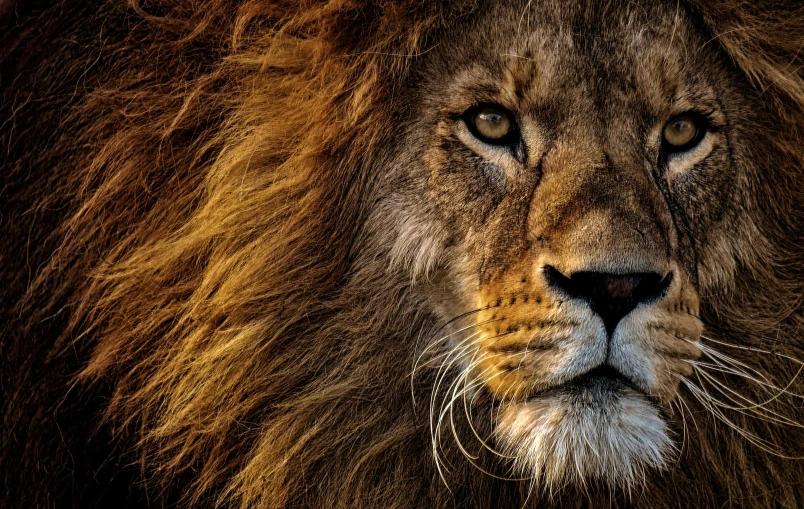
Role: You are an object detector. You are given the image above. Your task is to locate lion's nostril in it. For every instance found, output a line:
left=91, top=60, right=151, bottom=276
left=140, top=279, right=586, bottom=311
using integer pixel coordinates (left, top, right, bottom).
left=544, top=266, right=672, bottom=335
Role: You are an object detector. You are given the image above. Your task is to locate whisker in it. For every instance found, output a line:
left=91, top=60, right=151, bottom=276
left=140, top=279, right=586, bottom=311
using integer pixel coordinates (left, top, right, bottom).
left=700, top=333, right=804, bottom=367
left=430, top=333, right=482, bottom=440
left=414, top=315, right=493, bottom=379
left=676, top=393, right=700, bottom=433
left=656, top=366, right=693, bottom=458
left=428, top=330, right=484, bottom=489
left=414, top=307, right=485, bottom=355
left=445, top=367, right=481, bottom=461
left=436, top=365, right=534, bottom=482
left=701, top=323, right=804, bottom=351
left=460, top=353, right=519, bottom=460
left=683, top=378, right=804, bottom=459
left=691, top=366, right=804, bottom=428
left=691, top=360, right=804, bottom=401
left=693, top=341, right=775, bottom=386
left=671, top=398, right=689, bottom=458
left=688, top=336, right=804, bottom=416
left=678, top=333, right=804, bottom=458
left=441, top=352, right=499, bottom=463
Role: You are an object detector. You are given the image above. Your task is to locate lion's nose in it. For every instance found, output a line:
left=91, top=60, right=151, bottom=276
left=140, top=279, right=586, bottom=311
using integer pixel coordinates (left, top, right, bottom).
left=544, top=266, right=672, bottom=335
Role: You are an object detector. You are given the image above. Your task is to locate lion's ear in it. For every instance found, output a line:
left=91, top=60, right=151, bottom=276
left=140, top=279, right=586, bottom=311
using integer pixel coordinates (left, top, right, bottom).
left=689, top=0, right=804, bottom=119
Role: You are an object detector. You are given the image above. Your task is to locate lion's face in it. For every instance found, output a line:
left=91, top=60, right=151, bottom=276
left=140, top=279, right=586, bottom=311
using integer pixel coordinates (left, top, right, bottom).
left=383, top=0, right=754, bottom=486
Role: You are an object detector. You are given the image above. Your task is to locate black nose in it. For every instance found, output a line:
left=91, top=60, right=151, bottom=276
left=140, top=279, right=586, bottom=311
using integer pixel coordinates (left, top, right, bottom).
left=544, top=266, right=672, bottom=335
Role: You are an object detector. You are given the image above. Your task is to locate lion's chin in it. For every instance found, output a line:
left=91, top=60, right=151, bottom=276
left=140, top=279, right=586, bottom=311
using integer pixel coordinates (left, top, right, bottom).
left=495, top=374, right=671, bottom=489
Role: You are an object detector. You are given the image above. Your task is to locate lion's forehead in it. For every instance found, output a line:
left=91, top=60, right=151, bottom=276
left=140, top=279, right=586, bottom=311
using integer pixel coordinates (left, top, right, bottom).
left=437, top=0, right=718, bottom=128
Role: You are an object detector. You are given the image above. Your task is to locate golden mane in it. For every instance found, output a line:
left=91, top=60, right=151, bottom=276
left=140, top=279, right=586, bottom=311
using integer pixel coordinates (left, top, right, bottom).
left=1, top=1, right=803, bottom=507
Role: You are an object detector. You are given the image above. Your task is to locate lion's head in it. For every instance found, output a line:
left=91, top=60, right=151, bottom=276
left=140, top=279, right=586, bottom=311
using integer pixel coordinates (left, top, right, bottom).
left=2, top=0, right=803, bottom=508
left=394, top=0, right=758, bottom=486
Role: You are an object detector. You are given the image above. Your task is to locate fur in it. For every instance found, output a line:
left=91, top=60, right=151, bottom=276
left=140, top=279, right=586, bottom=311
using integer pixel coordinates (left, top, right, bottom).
left=1, top=0, right=803, bottom=507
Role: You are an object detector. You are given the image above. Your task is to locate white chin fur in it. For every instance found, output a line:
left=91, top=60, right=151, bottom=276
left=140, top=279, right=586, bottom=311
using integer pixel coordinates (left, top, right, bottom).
left=495, top=383, right=671, bottom=490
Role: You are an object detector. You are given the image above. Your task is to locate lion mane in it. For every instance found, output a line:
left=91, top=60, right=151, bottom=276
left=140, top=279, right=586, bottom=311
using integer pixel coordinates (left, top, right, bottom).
left=1, top=1, right=803, bottom=508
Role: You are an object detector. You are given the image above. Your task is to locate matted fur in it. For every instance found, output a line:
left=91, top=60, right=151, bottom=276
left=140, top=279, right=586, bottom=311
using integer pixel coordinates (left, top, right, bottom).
left=1, top=1, right=803, bottom=508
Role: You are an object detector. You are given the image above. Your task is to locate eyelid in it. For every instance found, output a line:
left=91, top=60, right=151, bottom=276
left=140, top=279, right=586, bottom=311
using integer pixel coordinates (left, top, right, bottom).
left=686, top=109, right=722, bottom=132
left=696, top=110, right=721, bottom=131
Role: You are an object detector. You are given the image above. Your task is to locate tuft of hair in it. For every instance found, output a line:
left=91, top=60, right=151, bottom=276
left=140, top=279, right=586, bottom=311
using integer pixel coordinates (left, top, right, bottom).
left=496, top=387, right=671, bottom=492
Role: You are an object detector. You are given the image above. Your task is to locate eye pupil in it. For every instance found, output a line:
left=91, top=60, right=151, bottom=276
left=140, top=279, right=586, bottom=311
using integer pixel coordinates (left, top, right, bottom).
left=471, top=106, right=513, bottom=142
left=481, top=112, right=502, bottom=124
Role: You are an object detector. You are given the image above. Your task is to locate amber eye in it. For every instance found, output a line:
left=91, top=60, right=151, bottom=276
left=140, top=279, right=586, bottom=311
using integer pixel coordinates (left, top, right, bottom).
left=662, top=113, right=705, bottom=152
left=466, top=105, right=516, bottom=144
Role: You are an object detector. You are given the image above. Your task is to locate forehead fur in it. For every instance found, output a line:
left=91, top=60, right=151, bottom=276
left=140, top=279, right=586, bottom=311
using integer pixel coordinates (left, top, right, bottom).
left=427, top=1, right=723, bottom=109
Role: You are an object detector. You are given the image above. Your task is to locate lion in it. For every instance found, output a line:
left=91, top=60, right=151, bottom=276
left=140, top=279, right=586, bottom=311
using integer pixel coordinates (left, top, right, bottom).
left=1, top=0, right=803, bottom=507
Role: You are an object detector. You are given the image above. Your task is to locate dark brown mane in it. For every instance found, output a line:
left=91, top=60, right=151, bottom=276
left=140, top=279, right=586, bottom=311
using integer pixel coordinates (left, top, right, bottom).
left=1, top=1, right=802, bottom=507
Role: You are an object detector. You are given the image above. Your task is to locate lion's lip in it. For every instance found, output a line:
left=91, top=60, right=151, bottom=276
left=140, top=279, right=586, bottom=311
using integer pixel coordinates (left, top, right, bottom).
left=526, top=364, right=654, bottom=402
left=569, top=365, right=645, bottom=396
left=570, top=364, right=630, bottom=387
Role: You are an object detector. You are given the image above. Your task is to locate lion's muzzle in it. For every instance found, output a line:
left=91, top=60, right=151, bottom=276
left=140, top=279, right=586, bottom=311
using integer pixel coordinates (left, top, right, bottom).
left=468, top=257, right=701, bottom=484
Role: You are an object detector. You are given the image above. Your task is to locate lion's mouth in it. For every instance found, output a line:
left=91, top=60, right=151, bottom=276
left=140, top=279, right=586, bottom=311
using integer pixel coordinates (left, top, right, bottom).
left=526, top=364, right=653, bottom=403
left=568, top=364, right=635, bottom=389
left=496, top=361, right=671, bottom=485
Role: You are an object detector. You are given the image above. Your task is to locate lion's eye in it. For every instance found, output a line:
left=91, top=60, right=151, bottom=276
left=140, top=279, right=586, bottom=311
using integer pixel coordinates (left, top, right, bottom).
left=466, top=105, right=516, bottom=144
left=662, top=113, right=705, bottom=152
